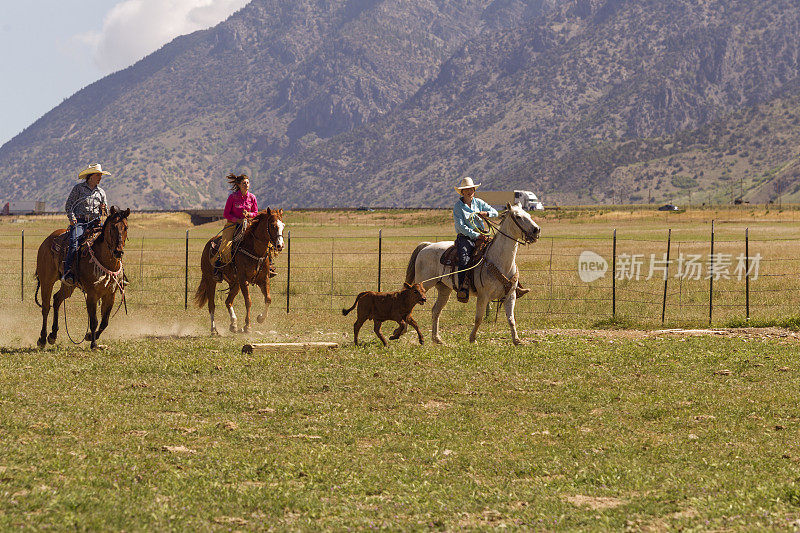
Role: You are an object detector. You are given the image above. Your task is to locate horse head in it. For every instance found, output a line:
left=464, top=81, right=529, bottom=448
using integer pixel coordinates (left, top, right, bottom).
left=500, top=203, right=540, bottom=244
left=249, top=208, right=285, bottom=252
left=98, top=206, right=130, bottom=258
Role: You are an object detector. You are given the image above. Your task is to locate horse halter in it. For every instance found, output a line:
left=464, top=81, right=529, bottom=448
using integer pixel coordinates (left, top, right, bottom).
left=486, top=211, right=539, bottom=245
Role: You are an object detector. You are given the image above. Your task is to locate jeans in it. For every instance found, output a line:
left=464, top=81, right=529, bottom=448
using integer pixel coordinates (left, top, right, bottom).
left=455, top=234, right=475, bottom=289
left=64, top=221, right=90, bottom=276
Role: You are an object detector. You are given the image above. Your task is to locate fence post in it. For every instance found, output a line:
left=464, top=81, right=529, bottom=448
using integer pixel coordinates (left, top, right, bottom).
left=378, top=229, right=382, bottom=292
left=661, top=228, right=671, bottom=324
left=184, top=230, right=189, bottom=310
left=612, top=229, right=617, bottom=317
left=21, top=229, right=24, bottom=302
left=286, top=231, right=291, bottom=313
left=745, top=227, right=750, bottom=320
left=330, top=238, right=335, bottom=311
left=709, top=220, right=715, bottom=325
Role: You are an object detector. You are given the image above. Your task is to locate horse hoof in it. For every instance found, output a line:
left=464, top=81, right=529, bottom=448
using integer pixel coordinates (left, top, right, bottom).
left=211, top=329, right=220, bottom=337
left=84, top=333, right=92, bottom=342
left=242, top=327, right=251, bottom=334
left=432, top=337, right=443, bottom=345
left=257, top=314, right=266, bottom=324
left=47, top=334, right=57, bottom=345
left=513, top=338, right=523, bottom=346
left=37, top=338, right=46, bottom=349
left=229, top=325, right=237, bottom=333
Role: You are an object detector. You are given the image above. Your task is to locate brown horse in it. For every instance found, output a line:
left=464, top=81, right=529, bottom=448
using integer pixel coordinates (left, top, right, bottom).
left=194, top=208, right=284, bottom=335
left=35, top=207, right=130, bottom=350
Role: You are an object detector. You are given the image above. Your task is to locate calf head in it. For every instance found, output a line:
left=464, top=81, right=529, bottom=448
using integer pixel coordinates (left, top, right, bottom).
left=402, top=282, right=427, bottom=306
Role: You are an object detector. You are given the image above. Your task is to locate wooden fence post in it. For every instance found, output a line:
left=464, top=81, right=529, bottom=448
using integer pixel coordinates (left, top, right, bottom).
left=378, top=229, right=382, bottom=292
left=709, top=220, right=715, bottom=325
left=662, top=229, right=671, bottom=324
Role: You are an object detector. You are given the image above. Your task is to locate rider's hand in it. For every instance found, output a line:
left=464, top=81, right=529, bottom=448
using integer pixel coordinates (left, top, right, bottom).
left=479, top=211, right=490, bottom=218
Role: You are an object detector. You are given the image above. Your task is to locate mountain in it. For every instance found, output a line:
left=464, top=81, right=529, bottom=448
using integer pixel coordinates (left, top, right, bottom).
left=0, top=0, right=554, bottom=210
left=1, top=0, right=799, bottom=210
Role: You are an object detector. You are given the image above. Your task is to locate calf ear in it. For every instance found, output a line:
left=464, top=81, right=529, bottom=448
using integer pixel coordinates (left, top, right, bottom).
left=403, top=282, right=411, bottom=289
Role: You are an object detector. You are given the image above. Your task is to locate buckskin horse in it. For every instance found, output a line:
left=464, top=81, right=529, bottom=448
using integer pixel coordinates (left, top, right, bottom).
left=35, top=207, right=130, bottom=350
left=194, top=208, right=284, bottom=335
left=405, top=203, right=540, bottom=345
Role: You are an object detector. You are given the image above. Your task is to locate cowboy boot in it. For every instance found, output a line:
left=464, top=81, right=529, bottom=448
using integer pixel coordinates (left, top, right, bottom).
left=212, top=259, right=224, bottom=282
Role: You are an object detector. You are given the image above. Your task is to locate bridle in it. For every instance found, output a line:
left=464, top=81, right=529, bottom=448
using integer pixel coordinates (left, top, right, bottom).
left=237, top=215, right=282, bottom=263
left=481, top=211, right=539, bottom=245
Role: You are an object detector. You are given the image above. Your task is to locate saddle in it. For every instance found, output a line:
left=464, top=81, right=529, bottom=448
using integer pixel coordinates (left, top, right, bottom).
left=440, top=237, right=491, bottom=290
left=51, top=224, right=103, bottom=261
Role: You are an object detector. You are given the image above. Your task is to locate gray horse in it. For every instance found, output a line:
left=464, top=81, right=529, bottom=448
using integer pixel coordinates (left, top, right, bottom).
left=405, top=203, right=540, bottom=345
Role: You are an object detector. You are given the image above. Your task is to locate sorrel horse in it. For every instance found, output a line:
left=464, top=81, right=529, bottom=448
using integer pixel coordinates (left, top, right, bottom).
left=405, top=203, right=540, bottom=345
left=194, top=208, right=284, bottom=335
left=35, top=207, right=130, bottom=350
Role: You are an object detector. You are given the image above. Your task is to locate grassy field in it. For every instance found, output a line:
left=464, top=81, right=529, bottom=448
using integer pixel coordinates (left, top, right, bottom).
left=1, top=208, right=800, bottom=529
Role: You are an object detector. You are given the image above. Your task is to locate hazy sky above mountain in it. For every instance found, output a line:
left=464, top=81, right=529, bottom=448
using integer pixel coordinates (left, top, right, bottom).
left=0, top=0, right=248, bottom=148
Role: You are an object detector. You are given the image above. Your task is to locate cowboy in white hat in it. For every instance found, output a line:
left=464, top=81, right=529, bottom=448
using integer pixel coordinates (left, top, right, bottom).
left=62, top=164, right=111, bottom=284
left=453, top=177, right=497, bottom=302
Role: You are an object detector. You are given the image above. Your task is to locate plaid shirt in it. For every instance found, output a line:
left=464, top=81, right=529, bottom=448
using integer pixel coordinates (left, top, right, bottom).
left=65, top=182, right=106, bottom=223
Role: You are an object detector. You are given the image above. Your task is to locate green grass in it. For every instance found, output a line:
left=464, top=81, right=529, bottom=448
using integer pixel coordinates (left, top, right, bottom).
left=1, top=333, right=799, bottom=529
left=3, top=208, right=800, bottom=529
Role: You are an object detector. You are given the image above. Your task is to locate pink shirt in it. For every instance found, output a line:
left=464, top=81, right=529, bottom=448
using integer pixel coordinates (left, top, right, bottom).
left=224, top=191, right=258, bottom=223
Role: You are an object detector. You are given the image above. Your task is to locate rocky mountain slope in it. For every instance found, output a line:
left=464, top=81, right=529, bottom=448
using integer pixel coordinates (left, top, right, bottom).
left=1, top=0, right=798, bottom=210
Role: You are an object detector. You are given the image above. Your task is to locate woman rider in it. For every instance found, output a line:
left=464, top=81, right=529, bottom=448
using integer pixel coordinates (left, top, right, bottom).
left=453, top=177, right=496, bottom=302
left=62, top=163, right=110, bottom=285
left=211, top=173, right=258, bottom=281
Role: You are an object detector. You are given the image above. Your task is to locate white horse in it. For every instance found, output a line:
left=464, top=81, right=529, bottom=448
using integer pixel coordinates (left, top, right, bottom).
left=405, top=203, right=540, bottom=345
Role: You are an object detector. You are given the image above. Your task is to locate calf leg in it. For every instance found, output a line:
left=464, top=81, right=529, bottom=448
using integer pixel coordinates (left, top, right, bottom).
left=373, top=320, right=388, bottom=347
left=407, top=316, right=424, bottom=345
left=389, top=320, right=407, bottom=340
left=353, top=316, right=366, bottom=346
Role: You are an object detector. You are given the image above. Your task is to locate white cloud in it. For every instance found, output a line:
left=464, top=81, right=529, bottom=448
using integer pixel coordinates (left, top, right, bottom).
left=78, top=0, right=250, bottom=73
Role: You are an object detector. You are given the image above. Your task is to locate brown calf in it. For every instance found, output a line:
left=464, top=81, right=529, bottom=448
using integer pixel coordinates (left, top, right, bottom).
left=342, top=282, right=427, bottom=346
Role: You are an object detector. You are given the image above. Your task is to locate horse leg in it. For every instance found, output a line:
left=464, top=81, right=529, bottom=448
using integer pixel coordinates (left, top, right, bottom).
left=389, top=320, right=407, bottom=340
left=503, top=291, right=522, bottom=345
left=407, top=316, right=424, bottom=345
left=208, top=281, right=219, bottom=336
left=469, top=293, right=491, bottom=343
left=431, top=284, right=452, bottom=344
left=49, top=285, right=75, bottom=344
left=91, top=293, right=115, bottom=341
left=225, top=282, right=241, bottom=333
left=38, top=278, right=55, bottom=348
left=86, top=296, right=100, bottom=349
left=257, top=278, right=271, bottom=324
left=240, top=280, right=252, bottom=334
left=373, top=320, right=388, bottom=347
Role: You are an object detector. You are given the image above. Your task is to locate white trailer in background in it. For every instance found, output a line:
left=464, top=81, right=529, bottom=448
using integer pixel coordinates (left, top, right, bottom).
left=477, top=190, right=543, bottom=210
left=1, top=201, right=46, bottom=215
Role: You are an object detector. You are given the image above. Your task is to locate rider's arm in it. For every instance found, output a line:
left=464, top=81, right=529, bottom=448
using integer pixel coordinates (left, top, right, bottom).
left=223, top=194, right=239, bottom=223
left=64, top=184, right=80, bottom=225
left=475, top=198, right=498, bottom=218
left=453, top=202, right=480, bottom=240
left=250, top=194, right=258, bottom=218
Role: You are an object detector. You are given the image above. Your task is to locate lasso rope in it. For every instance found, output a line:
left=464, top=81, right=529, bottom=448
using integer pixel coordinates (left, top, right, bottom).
left=420, top=258, right=485, bottom=285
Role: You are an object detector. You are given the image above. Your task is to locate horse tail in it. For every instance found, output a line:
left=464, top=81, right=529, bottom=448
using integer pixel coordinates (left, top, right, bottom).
left=342, top=292, right=368, bottom=316
left=195, top=241, right=215, bottom=308
left=34, top=275, right=42, bottom=309
left=405, top=242, right=431, bottom=285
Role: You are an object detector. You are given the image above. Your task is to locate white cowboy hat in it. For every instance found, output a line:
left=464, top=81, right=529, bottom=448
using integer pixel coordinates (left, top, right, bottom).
left=77, top=163, right=111, bottom=179
left=454, top=176, right=481, bottom=193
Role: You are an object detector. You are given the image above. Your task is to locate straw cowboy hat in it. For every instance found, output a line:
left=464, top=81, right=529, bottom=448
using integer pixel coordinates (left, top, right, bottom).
left=454, top=176, right=481, bottom=193
left=77, top=163, right=112, bottom=179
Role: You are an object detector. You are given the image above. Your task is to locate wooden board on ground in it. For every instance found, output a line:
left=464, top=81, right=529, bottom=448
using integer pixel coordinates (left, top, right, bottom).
left=242, top=342, right=339, bottom=354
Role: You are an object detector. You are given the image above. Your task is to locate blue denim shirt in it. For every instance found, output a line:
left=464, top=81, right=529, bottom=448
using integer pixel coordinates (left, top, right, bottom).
left=453, top=197, right=497, bottom=240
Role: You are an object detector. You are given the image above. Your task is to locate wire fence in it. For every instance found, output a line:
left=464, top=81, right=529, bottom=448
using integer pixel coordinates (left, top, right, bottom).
left=2, top=221, right=799, bottom=327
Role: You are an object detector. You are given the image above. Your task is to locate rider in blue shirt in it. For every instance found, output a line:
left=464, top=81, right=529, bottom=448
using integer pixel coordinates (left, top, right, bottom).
left=453, top=177, right=497, bottom=302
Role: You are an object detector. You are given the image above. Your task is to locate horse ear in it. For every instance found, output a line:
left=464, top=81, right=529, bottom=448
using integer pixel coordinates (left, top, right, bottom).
left=110, top=206, right=118, bottom=216
left=506, top=202, right=512, bottom=210
left=403, top=282, right=411, bottom=289
left=266, top=207, right=271, bottom=216
left=279, top=208, right=283, bottom=217
left=123, top=208, right=130, bottom=218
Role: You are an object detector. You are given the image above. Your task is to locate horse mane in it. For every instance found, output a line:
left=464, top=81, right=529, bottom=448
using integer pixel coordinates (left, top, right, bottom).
left=242, top=210, right=273, bottom=240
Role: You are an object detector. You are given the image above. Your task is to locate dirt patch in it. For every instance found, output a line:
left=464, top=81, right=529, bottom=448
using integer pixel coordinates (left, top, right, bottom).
left=563, top=494, right=626, bottom=510
left=527, top=327, right=800, bottom=341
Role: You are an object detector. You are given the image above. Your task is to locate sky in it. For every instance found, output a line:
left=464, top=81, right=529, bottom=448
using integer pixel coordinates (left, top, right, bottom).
left=0, top=0, right=249, bottom=148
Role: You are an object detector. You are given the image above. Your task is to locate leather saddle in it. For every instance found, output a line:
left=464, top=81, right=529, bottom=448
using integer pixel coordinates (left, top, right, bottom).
left=51, top=224, right=103, bottom=260
left=439, top=237, right=490, bottom=267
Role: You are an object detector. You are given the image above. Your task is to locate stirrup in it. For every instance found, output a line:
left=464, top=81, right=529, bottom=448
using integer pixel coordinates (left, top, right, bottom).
left=268, top=267, right=277, bottom=278
left=61, top=272, right=76, bottom=286
left=515, top=286, right=530, bottom=298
